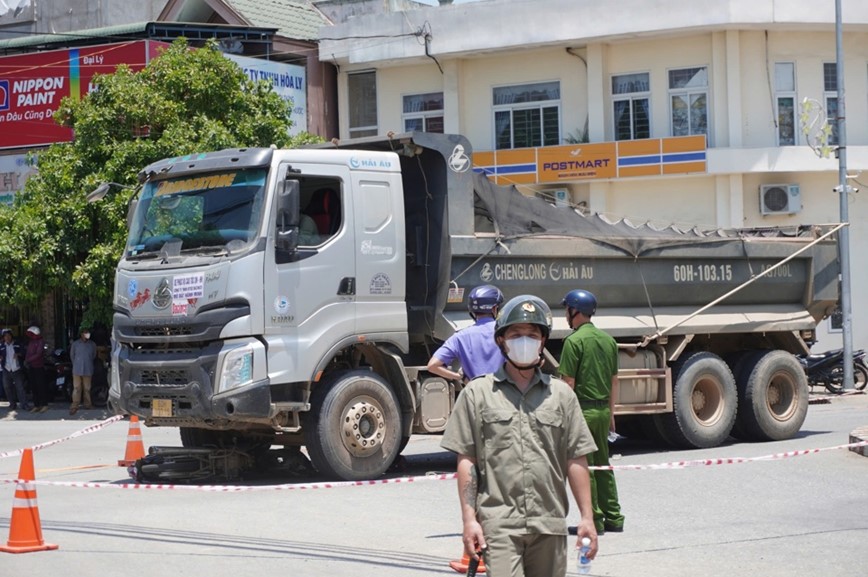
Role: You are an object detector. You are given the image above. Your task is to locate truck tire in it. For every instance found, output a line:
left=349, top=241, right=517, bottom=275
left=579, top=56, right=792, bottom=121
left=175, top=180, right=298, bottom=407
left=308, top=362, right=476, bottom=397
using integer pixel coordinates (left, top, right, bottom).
left=303, top=369, right=402, bottom=481
left=654, top=352, right=737, bottom=449
left=734, top=350, right=808, bottom=442
left=723, top=351, right=757, bottom=440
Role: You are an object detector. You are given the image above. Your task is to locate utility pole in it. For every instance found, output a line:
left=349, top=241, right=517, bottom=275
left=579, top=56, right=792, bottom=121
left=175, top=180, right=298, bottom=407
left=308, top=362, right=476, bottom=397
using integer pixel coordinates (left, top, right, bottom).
left=835, top=0, right=854, bottom=390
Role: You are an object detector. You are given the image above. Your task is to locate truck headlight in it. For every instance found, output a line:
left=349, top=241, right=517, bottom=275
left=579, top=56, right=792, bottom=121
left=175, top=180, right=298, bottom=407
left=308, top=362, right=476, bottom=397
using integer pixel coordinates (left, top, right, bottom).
left=220, top=346, right=254, bottom=391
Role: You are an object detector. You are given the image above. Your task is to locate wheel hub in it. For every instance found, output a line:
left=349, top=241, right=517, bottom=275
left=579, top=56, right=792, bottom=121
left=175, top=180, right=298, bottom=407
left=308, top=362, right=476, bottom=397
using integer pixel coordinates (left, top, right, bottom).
left=341, top=397, right=386, bottom=457
left=767, top=383, right=782, bottom=406
left=692, top=389, right=707, bottom=412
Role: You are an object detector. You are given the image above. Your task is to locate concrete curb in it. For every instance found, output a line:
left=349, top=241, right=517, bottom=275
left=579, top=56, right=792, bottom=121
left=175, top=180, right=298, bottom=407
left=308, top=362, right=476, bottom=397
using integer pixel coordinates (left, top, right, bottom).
left=849, top=425, right=868, bottom=458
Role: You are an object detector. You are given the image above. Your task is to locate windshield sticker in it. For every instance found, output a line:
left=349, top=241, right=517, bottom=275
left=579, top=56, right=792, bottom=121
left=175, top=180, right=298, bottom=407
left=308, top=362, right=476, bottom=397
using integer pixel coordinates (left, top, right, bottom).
left=172, top=273, right=205, bottom=301
left=370, top=273, right=392, bottom=295
left=155, top=173, right=237, bottom=196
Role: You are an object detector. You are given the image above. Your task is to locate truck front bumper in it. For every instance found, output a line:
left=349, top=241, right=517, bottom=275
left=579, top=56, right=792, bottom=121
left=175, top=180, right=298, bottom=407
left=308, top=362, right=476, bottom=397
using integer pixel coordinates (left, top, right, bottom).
left=111, top=341, right=274, bottom=427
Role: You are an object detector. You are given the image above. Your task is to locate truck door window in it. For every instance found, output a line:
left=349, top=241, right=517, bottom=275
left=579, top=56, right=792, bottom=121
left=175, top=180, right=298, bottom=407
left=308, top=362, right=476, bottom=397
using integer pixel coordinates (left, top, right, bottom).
left=298, top=181, right=342, bottom=246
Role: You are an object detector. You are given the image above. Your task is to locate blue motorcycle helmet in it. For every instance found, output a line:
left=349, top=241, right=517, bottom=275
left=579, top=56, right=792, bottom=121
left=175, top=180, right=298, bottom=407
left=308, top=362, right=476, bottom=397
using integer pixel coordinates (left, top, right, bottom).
left=467, top=285, right=504, bottom=318
left=562, top=289, right=597, bottom=317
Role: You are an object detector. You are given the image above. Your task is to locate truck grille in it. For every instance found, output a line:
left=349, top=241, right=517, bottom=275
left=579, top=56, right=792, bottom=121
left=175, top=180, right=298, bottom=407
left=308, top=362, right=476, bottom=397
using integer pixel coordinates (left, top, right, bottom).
left=136, top=326, right=194, bottom=337
left=140, top=369, right=189, bottom=386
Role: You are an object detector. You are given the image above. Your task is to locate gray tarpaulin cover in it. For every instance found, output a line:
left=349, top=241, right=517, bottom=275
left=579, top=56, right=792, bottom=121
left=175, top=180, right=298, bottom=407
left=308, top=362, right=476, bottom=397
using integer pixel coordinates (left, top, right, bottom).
left=472, top=172, right=817, bottom=257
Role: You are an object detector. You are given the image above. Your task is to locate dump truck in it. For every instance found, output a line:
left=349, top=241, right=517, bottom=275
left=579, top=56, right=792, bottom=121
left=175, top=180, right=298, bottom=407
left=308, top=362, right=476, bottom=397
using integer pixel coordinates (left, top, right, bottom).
left=108, top=132, right=839, bottom=481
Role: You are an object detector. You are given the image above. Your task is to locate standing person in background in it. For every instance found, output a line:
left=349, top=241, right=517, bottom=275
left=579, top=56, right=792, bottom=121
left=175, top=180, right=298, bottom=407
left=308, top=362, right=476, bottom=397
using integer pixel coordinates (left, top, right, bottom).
left=427, top=285, right=505, bottom=383
left=1, top=328, right=31, bottom=412
left=25, top=326, right=50, bottom=413
left=441, top=295, right=599, bottom=576
left=69, top=326, right=97, bottom=415
left=559, top=289, right=626, bottom=535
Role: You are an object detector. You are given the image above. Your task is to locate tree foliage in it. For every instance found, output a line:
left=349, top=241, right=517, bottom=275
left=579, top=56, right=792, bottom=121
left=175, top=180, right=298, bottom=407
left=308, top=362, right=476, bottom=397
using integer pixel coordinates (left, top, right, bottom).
left=0, top=38, right=320, bottom=328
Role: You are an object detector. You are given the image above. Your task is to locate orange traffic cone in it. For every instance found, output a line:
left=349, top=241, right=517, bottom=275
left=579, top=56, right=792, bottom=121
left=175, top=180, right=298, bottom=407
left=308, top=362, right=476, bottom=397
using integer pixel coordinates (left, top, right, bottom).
left=449, top=550, right=486, bottom=573
left=118, top=415, right=146, bottom=466
left=0, top=448, right=58, bottom=553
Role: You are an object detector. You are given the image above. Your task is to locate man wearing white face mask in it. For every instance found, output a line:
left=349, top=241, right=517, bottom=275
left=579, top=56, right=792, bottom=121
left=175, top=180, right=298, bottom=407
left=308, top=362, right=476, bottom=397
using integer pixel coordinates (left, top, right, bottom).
left=441, top=295, right=598, bottom=577
left=69, top=326, right=97, bottom=415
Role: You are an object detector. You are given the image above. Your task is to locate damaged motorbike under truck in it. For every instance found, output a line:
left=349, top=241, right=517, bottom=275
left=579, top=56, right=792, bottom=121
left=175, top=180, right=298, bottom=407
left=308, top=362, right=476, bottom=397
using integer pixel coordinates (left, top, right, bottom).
left=107, top=132, right=840, bottom=481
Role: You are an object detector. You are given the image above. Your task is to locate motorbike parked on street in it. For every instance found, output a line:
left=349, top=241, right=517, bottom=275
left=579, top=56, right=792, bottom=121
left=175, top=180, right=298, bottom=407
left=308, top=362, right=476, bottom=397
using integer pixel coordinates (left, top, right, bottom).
left=797, top=347, right=868, bottom=394
left=45, top=348, right=73, bottom=402
left=43, top=347, right=109, bottom=407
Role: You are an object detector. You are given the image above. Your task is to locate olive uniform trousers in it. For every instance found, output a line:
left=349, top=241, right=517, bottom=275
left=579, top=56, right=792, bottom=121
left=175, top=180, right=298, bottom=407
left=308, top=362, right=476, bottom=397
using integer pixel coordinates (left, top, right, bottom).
left=581, top=404, right=625, bottom=531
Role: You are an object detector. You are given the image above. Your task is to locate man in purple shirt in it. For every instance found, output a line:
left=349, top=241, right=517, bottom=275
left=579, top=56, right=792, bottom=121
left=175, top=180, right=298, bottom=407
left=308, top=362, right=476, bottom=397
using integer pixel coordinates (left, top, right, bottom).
left=427, top=285, right=505, bottom=382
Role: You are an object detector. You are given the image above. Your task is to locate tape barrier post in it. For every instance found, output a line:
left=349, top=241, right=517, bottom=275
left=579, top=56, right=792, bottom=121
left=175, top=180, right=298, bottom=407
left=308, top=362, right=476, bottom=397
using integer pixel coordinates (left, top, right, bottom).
left=0, top=448, right=59, bottom=554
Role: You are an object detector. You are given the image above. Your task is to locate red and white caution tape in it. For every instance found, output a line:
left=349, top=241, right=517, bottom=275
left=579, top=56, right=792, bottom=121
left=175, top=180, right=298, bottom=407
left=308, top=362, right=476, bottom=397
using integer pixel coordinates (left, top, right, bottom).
left=593, top=439, right=868, bottom=471
left=1, top=440, right=866, bottom=492
left=0, top=415, right=125, bottom=460
left=0, top=471, right=457, bottom=491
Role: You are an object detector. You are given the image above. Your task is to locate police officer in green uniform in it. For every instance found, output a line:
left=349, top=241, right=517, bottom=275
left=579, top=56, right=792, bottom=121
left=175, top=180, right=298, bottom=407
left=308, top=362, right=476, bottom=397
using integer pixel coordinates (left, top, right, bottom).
left=441, top=295, right=599, bottom=577
left=559, top=289, right=626, bottom=534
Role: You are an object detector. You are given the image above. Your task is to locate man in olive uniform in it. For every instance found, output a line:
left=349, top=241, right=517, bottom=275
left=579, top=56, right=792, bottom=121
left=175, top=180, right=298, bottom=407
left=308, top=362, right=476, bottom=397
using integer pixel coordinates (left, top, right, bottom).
left=559, top=289, right=625, bottom=535
left=441, top=295, right=599, bottom=577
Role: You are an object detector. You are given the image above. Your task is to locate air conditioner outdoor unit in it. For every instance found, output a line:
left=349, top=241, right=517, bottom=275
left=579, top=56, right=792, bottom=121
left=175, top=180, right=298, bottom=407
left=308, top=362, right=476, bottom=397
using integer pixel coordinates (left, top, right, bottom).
left=759, top=184, right=801, bottom=215
left=551, top=189, right=569, bottom=208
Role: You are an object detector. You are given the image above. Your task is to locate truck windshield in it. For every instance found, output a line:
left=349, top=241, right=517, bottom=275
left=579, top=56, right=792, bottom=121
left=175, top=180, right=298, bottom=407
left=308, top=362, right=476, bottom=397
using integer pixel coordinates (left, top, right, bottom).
left=126, top=169, right=267, bottom=258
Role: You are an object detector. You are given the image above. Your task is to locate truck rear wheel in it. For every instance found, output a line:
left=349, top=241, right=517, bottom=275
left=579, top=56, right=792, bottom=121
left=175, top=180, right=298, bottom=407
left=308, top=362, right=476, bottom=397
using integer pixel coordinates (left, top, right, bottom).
left=734, top=350, right=808, bottom=441
left=723, top=351, right=756, bottom=440
left=304, top=370, right=402, bottom=481
left=654, top=352, right=737, bottom=449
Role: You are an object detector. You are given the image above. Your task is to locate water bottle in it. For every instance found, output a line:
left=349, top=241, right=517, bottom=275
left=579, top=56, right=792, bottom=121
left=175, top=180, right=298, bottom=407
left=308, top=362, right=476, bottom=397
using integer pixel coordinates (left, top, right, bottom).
left=577, top=536, right=592, bottom=574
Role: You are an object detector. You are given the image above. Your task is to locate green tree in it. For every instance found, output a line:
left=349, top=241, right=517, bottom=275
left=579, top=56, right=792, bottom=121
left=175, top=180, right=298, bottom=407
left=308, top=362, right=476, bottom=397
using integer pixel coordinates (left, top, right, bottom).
left=0, top=38, right=320, bottom=329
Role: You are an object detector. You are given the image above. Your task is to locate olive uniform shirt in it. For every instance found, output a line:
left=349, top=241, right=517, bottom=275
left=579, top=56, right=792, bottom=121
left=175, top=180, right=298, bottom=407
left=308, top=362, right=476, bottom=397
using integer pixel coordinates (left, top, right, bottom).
left=440, top=366, right=597, bottom=535
left=559, top=322, right=618, bottom=401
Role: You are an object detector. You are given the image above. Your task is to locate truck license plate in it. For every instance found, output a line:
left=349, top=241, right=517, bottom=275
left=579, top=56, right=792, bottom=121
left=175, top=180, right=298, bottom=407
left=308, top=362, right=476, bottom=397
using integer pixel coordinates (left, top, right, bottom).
left=152, top=399, right=173, bottom=417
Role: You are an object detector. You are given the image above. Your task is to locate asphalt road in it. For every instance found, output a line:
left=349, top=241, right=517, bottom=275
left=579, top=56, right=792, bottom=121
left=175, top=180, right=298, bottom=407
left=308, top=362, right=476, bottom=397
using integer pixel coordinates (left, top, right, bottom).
left=1, top=391, right=866, bottom=577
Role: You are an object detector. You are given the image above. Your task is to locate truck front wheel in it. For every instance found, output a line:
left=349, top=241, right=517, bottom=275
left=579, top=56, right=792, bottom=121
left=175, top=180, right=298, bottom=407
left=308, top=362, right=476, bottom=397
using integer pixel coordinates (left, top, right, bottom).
left=654, top=352, right=737, bottom=449
left=304, top=370, right=402, bottom=481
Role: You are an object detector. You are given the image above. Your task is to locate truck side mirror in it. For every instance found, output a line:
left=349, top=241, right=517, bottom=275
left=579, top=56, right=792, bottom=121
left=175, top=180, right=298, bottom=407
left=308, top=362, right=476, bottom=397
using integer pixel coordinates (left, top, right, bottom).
left=275, top=179, right=300, bottom=254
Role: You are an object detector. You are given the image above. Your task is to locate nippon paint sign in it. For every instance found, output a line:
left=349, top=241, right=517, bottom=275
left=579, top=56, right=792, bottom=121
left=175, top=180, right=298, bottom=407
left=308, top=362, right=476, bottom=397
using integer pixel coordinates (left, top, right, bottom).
left=0, top=40, right=165, bottom=149
left=224, top=54, right=307, bottom=135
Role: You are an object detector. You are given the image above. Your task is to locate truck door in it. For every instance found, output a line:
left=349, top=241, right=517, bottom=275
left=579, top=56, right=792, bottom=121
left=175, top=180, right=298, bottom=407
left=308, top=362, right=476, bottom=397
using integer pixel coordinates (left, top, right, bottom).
left=352, top=171, right=407, bottom=337
left=264, top=163, right=355, bottom=384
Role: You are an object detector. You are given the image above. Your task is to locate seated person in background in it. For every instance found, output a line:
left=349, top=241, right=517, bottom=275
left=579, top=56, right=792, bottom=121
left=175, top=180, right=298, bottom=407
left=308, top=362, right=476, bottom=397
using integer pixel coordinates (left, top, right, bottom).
left=298, top=212, right=319, bottom=245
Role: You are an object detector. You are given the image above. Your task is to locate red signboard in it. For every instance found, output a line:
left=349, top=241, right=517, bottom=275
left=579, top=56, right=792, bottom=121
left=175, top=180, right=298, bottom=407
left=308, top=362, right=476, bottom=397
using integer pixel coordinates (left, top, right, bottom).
left=0, top=40, right=167, bottom=150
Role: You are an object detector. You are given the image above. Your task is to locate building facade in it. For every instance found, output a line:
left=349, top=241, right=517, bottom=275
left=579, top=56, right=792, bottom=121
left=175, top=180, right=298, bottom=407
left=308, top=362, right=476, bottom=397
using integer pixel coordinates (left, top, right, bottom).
left=320, top=0, right=868, bottom=353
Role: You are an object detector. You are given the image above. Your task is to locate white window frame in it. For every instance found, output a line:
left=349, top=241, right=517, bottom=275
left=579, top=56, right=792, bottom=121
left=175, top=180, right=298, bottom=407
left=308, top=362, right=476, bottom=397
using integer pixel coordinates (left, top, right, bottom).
left=612, top=72, right=651, bottom=141
left=492, top=81, right=561, bottom=150
left=668, top=66, right=709, bottom=138
left=824, top=62, right=839, bottom=146
left=774, top=62, right=797, bottom=146
left=402, top=92, right=444, bottom=133
left=348, top=70, right=378, bottom=138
